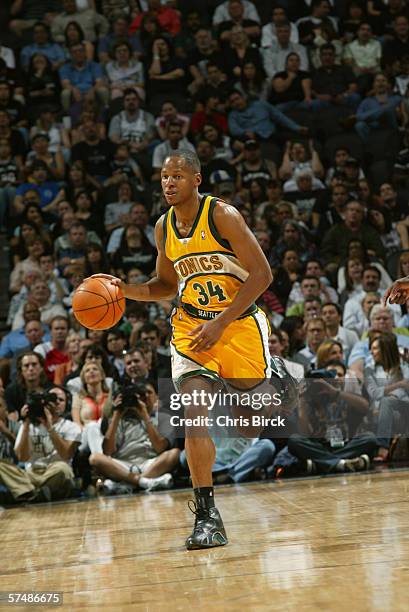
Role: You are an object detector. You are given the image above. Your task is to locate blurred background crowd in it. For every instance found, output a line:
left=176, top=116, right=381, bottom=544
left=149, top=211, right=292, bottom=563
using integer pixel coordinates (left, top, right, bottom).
left=0, top=0, right=409, bottom=504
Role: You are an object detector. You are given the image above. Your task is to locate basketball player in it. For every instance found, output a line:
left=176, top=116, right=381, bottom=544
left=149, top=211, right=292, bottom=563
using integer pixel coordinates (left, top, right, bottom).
left=384, top=276, right=409, bottom=305
left=90, top=150, right=296, bottom=549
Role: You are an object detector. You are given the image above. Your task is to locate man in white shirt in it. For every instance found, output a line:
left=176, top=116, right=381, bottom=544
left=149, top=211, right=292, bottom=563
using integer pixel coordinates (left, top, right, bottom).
left=263, top=22, right=309, bottom=79
left=151, top=121, right=195, bottom=180
left=261, top=5, right=299, bottom=48
left=321, top=302, right=359, bottom=359
left=212, top=0, right=260, bottom=25
left=343, top=22, right=381, bottom=91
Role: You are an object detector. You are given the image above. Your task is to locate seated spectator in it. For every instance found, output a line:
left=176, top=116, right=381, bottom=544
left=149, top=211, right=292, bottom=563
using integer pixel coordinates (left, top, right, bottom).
left=293, top=316, right=328, bottom=371
left=340, top=1, right=366, bottom=43
left=0, top=137, right=19, bottom=230
left=59, top=43, right=109, bottom=115
left=217, top=0, right=260, bottom=45
left=152, top=121, right=195, bottom=180
left=12, top=279, right=67, bottom=331
left=13, top=160, right=63, bottom=215
left=262, top=21, right=309, bottom=79
left=30, top=107, right=71, bottom=155
left=26, top=133, right=65, bottom=181
left=348, top=305, right=409, bottom=380
left=284, top=169, right=325, bottom=229
left=71, top=119, right=114, bottom=183
left=200, top=124, right=233, bottom=162
left=343, top=22, right=382, bottom=92
left=296, top=0, right=338, bottom=45
left=9, top=0, right=58, bottom=38
left=104, top=181, right=135, bottom=233
left=270, top=219, right=317, bottom=267
left=194, top=62, right=233, bottom=104
left=89, top=385, right=180, bottom=492
left=309, top=17, right=343, bottom=68
left=235, top=59, right=269, bottom=101
left=378, top=182, right=408, bottom=223
left=103, top=328, right=127, bottom=378
left=343, top=265, right=401, bottom=330
left=133, top=322, right=171, bottom=378
left=227, top=90, right=308, bottom=148
left=55, top=221, right=90, bottom=273
left=213, top=0, right=260, bottom=26
left=220, top=26, right=262, bottom=81
left=111, top=223, right=156, bottom=279
left=364, top=332, right=409, bottom=461
left=0, top=110, right=25, bottom=168
left=312, top=183, right=349, bottom=236
left=108, top=88, right=156, bottom=178
left=0, top=386, right=81, bottom=503
left=147, top=37, right=186, bottom=113
left=72, top=190, right=104, bottom=238
left=62, top=21, right=94, bottom=62
left=51, top=0, right=109, bottom=44
left=20, top=22, right=65, bottom=71
left=286, top=275, right=324, bottom=316
left=34, top=315, right=69, bottom=381
left=106, top=202, right=155, bottom=255
left=0, top=394, right=21, bottom=504
left=321, top=201, right=386, bottom=272
left=4, top=351, right=50, bottom=419
left=279, top=139, right=324, bottom=182
left=315, top=340, right=361, bottom=394
left=261, top=5, right=299, bottom=48
left=155, top=100, right=190, bottom=141
left=191, top=94, right=228, bottom=136
left=106, top=41, right=145, bottom=101
left=270, top=53, right=313, bottom=112
left=367, top=206, right=405, bottom=253
left=129, top=0, right=181, bottom=36
left=311, top=43, right=360, bottom=110
left=337, top=239, right=392, bottom=294
left=288, top=360, right=377, bottom=474
left=66, top=343, right=114, bottom=394
left=322, top=302, right=359, bottom=359
left=382, top=15, right=409, bottom=70
left=237, top=137, right=277, bottom=192
left=83, top=243, right=112, bottom=278
left=54, top=333, right=82, bottom=386
left=353, top=73, right=402, bottom=142
left=185, top=29, right=222, bottom=96
left=0, top=303, right=49, bottom=364
left=271, top=248, right=301, bottom=309
left=72, top=361, right=111, bottom=430
left=9, top=236, right=44, bottom=295
left=98, top=15, right=142, bottom=65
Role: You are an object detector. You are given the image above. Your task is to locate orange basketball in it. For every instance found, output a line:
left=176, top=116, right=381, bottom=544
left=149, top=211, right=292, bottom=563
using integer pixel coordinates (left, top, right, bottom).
left=72, top=277, right=125, bottom=330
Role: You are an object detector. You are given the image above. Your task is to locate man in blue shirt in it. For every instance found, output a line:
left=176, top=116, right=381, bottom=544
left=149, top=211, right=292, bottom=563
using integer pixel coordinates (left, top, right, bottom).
left=355, top=73, right=401, bottom=141
left=59, top=42, right=109, bottom=112
left=20, top=22, right=65, bottom=71
left=228, top=89, right=308, bottom=142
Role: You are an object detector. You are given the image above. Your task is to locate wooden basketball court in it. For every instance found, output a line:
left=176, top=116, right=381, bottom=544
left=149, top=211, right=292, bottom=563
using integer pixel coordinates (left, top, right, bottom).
left=2, top=469, right=409, bottom=611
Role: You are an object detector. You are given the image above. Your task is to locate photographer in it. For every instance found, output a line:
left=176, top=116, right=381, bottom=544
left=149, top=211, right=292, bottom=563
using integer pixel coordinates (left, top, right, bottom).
left=288, top=361, right=377, bottom=474
left=4, top=351, right=50, bottom=420
left=0, top=386, right=81, bottom=502
left=89, top=383, right=180, bottom=493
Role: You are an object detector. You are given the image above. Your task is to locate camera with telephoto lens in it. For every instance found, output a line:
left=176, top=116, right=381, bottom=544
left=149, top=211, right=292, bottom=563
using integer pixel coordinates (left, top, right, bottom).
left=27, top=392, right=58, bottom=424
left=305, top=368, right=337, bottom=402
left=114, top=383, right=147, bottom=411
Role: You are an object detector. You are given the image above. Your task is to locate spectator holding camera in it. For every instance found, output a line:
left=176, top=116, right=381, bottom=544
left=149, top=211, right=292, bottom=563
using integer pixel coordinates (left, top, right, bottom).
left=89, top=384, right=180, bottom=492
left=5, top=351, right=50, bottom=420
left=0, top=386, right=81, bottom=503
left=288, top=361, right=377, bottom=474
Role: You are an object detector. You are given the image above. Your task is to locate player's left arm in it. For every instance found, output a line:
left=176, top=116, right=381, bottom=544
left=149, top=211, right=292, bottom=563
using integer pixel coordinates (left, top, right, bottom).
left=189, top=202, right=273, bottom=352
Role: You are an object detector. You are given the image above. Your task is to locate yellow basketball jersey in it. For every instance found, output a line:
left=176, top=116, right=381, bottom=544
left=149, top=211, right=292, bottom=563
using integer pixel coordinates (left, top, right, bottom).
left=163, top=194, right=254, bottom=318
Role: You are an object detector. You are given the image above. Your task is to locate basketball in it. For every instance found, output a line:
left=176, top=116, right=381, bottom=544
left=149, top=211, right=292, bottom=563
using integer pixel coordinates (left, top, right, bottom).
left=72, top=277, right=125, bottom=330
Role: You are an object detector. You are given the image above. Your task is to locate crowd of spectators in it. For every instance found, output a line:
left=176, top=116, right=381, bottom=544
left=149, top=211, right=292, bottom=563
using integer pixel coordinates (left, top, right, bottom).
left=1, top=0, right=409, bottom=504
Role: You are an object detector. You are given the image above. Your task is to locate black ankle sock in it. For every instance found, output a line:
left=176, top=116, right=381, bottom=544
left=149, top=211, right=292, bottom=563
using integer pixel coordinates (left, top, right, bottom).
left=194, top=486, right=215, bottom=509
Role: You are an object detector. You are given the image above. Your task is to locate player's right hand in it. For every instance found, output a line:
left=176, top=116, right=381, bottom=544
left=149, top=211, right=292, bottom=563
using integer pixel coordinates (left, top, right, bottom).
left=383, top=276, right=409, bottom=305
left=87, top=273, right=123, bottom=288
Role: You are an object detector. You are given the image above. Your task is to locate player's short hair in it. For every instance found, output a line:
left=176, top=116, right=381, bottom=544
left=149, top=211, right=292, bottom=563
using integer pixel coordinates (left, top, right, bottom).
left=164, top=149, right=201, bottom=173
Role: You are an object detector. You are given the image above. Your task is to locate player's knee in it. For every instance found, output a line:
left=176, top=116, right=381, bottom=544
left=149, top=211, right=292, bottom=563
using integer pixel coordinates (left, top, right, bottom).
left=89, top=453, right=104, bottom=466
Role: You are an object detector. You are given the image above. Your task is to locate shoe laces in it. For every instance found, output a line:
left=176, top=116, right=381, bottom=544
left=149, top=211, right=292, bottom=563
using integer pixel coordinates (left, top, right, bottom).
left=188, top=499, right=211, bottom=524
